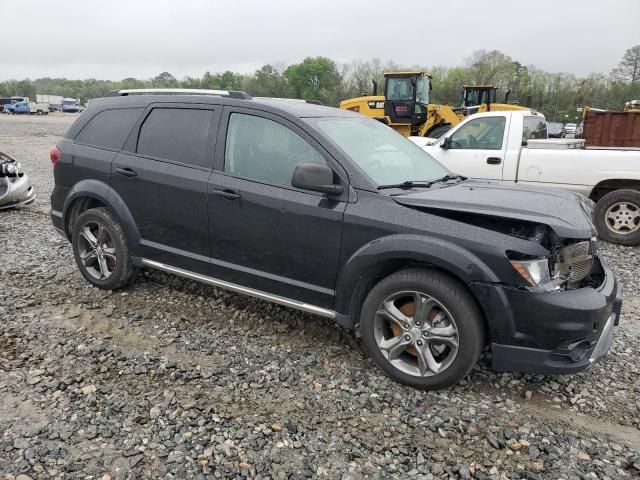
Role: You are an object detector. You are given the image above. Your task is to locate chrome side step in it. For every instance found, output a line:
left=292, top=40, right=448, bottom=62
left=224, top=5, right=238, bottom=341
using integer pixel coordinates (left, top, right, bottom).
left=141, top=258, right=337, bottom=319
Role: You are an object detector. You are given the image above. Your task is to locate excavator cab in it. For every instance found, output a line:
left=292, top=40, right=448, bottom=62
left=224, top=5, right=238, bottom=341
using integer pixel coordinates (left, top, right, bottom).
left=384, top=72, right=431, bottom=128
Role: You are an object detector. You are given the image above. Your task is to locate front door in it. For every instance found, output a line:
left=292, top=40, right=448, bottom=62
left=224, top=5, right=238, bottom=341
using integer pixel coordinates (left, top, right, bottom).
left=208, top=108, right=348, bottom=308
left=428, top=115, right=508, bottom=181
left=111, top=104, right=219, bottom=274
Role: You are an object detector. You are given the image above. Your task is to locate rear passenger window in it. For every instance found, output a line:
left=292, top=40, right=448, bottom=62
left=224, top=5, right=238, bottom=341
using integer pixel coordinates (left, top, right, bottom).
left=75, top=108, right=142, bottom=150
left=224, top=113, right=326, bottom=186
left=523, top=116, right=548, bottom=142
left=137, top=108, right=214, bottom=167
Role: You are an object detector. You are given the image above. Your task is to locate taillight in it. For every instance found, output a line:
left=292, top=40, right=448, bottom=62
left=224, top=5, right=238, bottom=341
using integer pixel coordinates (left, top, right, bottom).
left=50, top=145, right=61, bottom=166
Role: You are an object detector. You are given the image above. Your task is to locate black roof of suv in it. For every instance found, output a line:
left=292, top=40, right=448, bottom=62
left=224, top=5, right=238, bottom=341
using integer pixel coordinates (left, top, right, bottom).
left=50, top=88, right=621, bottom=390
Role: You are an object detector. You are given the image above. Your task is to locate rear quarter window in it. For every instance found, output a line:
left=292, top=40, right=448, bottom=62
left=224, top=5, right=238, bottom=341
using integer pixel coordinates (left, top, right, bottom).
left=75, top=108, right=143, bottom=150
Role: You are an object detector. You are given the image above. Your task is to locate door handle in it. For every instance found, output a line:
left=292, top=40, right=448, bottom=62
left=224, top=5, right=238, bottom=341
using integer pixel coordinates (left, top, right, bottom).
left=211, top=189, right=241, bottom=200
left=116, top=167, right=138, bottom=177
left=486, top=157, right=502, bottom=165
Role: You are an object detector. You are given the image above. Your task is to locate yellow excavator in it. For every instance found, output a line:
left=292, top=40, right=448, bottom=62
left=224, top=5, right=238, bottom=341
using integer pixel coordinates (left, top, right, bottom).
left=339, top=71, right=529, bottom=138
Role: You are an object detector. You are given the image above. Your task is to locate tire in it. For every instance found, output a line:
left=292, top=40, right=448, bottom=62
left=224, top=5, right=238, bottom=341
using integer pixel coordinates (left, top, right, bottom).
left=360, top=268, right=484, bottom=390
left=594, top=189, right=640, bottom=245
left=427, top=124, right=452, bottom=139
left=71, top=207, right=136, bottom=289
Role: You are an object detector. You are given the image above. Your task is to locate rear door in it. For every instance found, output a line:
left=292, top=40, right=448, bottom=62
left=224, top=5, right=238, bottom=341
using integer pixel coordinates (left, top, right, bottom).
left=429, top=115, right=509, bottom=180
left=207, top=108, right=348, bottom=308
left=112, top=104, right=220, bottom=274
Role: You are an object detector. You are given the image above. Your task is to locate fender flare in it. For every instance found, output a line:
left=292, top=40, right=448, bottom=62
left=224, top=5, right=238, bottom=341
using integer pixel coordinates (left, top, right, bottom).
left=62, top=179, right=142, bottom=257
left=334, top=234, right=515, bottom=339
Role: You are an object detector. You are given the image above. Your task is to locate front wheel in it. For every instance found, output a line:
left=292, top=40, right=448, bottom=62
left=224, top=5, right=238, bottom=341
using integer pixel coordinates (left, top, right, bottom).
left=594, top=189, right=640, bottom=245
left=71, top=207, right=136, bottom=289
left=360, top=269, right=484, bottom=390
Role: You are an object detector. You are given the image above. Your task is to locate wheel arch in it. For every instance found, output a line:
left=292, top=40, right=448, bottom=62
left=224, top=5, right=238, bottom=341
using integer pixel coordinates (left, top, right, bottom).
left=62, top=179, right=141, bottom=257
left=334, top=234, right=504, bottom=341
left=590, top=179, right=640, bottom=202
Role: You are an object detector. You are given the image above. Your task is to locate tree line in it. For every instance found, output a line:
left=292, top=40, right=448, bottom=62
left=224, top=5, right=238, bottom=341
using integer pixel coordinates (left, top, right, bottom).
left=1, top=46, right=638, bottom=123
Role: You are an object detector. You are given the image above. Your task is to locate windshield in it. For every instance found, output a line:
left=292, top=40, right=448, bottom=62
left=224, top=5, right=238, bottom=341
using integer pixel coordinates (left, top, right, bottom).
left=63, top=99, right=77, bottom=105
left=386, top=77, right=414, bottom=102
left=416, top=76, right=430, bottom=105
left=311, top=117, right=449, bottom=187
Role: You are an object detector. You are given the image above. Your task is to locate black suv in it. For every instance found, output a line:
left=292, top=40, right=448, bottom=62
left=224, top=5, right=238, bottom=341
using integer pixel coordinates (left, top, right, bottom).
left=51, top=89, right=622, bottom=390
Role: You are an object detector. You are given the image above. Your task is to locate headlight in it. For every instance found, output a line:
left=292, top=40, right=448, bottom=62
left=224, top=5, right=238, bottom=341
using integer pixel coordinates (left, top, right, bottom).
left=509, top=257, right=552, bottom=287
left=6, top=163, right=16, bottom=174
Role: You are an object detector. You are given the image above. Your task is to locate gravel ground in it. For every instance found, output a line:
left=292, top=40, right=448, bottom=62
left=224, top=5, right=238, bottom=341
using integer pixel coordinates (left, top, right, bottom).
left=1, top=114, right=639, bottom=479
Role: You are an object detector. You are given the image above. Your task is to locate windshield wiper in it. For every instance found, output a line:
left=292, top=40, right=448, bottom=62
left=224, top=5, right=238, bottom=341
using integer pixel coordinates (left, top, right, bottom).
left=377, top=174, right=466, bottom=190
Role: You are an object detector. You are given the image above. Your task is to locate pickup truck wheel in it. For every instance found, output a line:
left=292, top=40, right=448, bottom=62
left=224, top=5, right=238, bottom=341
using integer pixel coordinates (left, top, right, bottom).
left=72, top=207, right=136, bottom=290
left=594, top=189, right=640, bottom=245
left=360, top=268, right=484, bottom=390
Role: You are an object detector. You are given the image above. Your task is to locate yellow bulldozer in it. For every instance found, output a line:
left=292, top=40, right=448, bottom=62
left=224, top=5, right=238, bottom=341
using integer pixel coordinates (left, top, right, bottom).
left=339, top=71, right=529, bottom=138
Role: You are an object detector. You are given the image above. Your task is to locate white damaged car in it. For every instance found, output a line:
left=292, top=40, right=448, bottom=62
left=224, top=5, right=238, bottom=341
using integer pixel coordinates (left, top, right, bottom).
left=0, top=151, right=36, bottom=210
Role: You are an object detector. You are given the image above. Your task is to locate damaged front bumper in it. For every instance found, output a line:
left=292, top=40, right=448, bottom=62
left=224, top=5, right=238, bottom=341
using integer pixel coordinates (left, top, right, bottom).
left=0, top=173, right=36, bottom=210
left=0, top=151, right=36, bottom=210
left=475, top=256, right=623, bottom=375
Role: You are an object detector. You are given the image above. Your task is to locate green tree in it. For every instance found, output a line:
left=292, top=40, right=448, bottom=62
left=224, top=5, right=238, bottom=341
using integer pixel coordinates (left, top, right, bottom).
left=152, top=72, right=178, bottom=87
left=465, top=50, right=515, bottom=89
left=243, top=64, right=289, bottom=97
left=217, top=71, right=242, bottom=90
left=613, top=45, right=640, bottom=83
left=284, top=57, right=342, bottom=104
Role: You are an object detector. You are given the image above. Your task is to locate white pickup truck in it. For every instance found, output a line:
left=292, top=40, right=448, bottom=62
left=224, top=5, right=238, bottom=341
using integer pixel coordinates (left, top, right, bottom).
left=411, top=110, right=640, bottom=245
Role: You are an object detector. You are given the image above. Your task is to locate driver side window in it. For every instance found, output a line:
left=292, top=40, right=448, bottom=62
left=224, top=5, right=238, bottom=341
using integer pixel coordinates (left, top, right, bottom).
left=224, top=113, right=326, bottom=187
left=449, top=117, right=506, bottom=150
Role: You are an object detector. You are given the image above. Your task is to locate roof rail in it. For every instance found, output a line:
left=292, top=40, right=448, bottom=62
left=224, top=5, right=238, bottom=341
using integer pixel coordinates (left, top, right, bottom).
left=254, top=96, right=323, bottom=105
left=103, top=88, right=252, bottom=100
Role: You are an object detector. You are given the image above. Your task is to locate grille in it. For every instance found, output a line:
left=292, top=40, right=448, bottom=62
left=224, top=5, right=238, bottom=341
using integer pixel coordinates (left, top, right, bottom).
left=0, top=178, right=7, bottom=198
left=553, top=241, right=593, bottom=283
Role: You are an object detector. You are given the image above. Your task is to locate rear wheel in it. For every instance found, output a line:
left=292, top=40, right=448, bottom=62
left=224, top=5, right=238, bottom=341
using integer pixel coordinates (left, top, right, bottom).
left=360, top=268, right=484, bottom=390
left=594, top=189, right=640, bottom=245
left=72, top=207, right=136, bottom=289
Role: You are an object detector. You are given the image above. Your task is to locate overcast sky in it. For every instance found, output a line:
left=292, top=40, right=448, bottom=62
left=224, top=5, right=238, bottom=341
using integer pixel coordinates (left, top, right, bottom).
left=1, top=0, right=637, bottom=81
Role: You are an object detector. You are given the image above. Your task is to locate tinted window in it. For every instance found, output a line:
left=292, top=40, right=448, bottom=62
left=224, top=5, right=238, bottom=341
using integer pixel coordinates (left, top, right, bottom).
left=225, top=113, right=326, bottom=186
left=523, top=116, right=547, bottom=142
left=76, top=108, right=142, bottom=150
left=137, top=108, right=214, bottom=167
left=450, top=116, right=506, bottom=150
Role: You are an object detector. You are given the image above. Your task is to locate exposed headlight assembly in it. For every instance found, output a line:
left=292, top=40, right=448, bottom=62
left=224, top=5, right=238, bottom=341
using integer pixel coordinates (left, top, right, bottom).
left=509, top=257, right=552, bottom=287
left=507, top=239, right=595, bottom=291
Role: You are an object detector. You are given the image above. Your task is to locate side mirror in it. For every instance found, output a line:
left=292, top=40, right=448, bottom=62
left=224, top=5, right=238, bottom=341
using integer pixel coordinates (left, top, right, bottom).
left=292, top=163, right=344, bottom=196
left=440, top=136, right=451, bottom=149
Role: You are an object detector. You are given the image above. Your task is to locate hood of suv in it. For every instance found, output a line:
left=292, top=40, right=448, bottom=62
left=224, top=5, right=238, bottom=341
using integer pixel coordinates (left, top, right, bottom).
left=393, top=180, right=595, bottom=239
